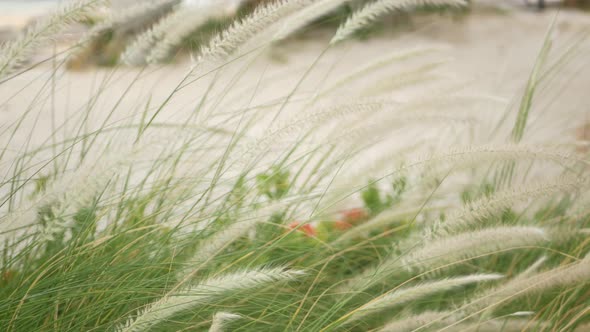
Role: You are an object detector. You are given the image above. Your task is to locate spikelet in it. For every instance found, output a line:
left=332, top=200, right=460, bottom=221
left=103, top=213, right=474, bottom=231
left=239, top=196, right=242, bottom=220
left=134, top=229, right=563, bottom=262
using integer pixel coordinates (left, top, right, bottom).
left=331, top=0, right=468, bottom=44
left=36, top=151, right=131, bottom=242
left=258, top=97, right=392, bottom=145
left=513, top=256, right=547, bottom=280
left=366, top=144, right=590, bottom=187
left=146, top=9, right=213, bottom=64
left=318, top=46, right=441, bottom=97
left=208, top=312, right=241, bottom=332
left=358, top=60, right=449, bottom=96
left=433, top=176, right=588, bottom=237
left=303, top=146, right=581, bottom=247
left=400, top=226, right=548, bottom=272
left=461, top=254, right=590, bottom=316
left=346, top=274, right=502, bottom=324
left=118, top=267, right=304, bottom=332
left=416, top=144, right=588, bottom=169
left=117, top=0, right=180, bottom=28
left=78, top=0, right=179, bottom=42
left=228, top=96, right=396, bottom=169
left=329, top=113, right=476, bottom=148
left=121, top=5, right=193, bottom=65
left=147, top=1, right=245, bottom=64
left=198, top=0, right=311, bottom=63
left=1, top=129, right=185, bottom=242
left=0, top=0, right=107, bottom=78
left=176, top=216, right=260, bottom=279
left=273, top=0, right=350, bottom=41
left=377, top=311, right=456, bottom=332
left=346, top=226, right=548, bottom=293
left=435, top=258, right=545, bottom=328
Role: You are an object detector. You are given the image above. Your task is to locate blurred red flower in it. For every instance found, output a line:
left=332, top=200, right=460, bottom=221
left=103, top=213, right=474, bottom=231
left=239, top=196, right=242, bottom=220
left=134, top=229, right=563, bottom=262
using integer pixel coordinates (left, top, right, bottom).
left=334, top=220, right=353, bottom=230
left=341, top=208, right=367, bottom=224
left=288, top=221, right=316, bottom=237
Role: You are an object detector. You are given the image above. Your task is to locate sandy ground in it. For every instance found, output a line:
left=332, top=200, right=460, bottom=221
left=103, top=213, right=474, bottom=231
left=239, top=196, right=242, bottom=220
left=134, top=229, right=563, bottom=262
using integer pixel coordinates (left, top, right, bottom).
left=1, top=6, right=590, bottom=235
left=1, top=7, right=590, bottom=178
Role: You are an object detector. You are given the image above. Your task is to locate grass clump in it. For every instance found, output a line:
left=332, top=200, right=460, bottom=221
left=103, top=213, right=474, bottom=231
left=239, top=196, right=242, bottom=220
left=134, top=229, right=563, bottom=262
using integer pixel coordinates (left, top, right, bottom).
left=1, top=1, right=590, bottom=331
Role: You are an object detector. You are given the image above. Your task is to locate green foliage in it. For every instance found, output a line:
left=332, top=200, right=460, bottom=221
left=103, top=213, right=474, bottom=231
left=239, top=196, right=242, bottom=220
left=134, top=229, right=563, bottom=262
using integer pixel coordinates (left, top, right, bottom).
left=361, top=181, right=383, bottom=214
left=1, top=2, right=589, bottom=331
left=361, top=176, right=407, bottom=215
left=256, top=166, right=291, bottom=201
left=32, top=175, right=51, bottom=197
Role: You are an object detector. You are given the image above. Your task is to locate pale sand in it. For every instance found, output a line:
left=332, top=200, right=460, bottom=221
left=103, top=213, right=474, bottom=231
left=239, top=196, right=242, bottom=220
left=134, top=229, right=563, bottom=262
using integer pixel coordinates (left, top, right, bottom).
left=1, top=8, right=589, bottom=165
left=1, top=7, right=590, bottom=235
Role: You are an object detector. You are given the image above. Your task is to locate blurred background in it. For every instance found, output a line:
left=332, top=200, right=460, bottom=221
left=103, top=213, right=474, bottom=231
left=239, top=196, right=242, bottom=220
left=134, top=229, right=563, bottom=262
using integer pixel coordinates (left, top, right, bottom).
left=1, top=1, right=588, bottom=51
left=1, top=0, right=589, bottom=146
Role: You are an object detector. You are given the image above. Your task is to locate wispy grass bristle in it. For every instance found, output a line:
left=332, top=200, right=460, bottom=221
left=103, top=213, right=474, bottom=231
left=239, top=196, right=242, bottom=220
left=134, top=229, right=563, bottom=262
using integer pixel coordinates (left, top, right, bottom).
left=1, top=2, right=589, bottom=331
left=377, top=311, right=456, bottom=332
left=198, top=0, right=310, bottom=63
left=331, top=0, right=468, bottom=44
left=118, top=267, right=304, bottom=332
left=273, top=0, right=350, bottom=42
left=209, top=312, right=241, bottom=332
left=346, top=274, right=502, bottom=324
left=0, top=0, right=107, bottom=78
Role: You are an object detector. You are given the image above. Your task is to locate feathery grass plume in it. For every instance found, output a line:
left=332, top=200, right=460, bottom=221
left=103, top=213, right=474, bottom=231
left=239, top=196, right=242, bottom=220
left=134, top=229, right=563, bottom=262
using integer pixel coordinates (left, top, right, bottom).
left=69, top=22, right=117, bottom=65
left=67, top=0, right=177, bottom=67
left=146, top=10, right=213, bottom=64
left=320, top=101, right=477, bottom=155
left=273, top=0, right=350, bottom=41
left=209, top=312, right=241, bottom=332
left=513, top=255, right=547, bottom=280
left=377, top=311, right=456, bottom=332
left=261, top=97, right=393, bottom=144
left=329, top=145, right=586, bottom=236
left=118, top=267, right=304, bottom=332
left=177, top=217, right=260, bottom=279
left=359, top=60, right=450, bottom=96
left=459, top=254, right=590, bottom=317
left=317, top=46, right=441, bottom=97
left=331, top=0, right=468, bottom=45
left=121, top=4, right=194, bottom=65
left=334, top=113, right=476, bottom=146
left=432, top=257, right=545, bottom=329
left=6, top=149, right=128, bottom=242
left=346, top=226, right=548, bottom=293
left=111, top=0, right=181, bottom=32
left=105, top=0, right=180, bottom=33
left=198, top=0, right=311, bottom=63
left=433, top=176, right=588, bottom=237
left=346, top=274, right=502, bottom=324
left=147, top=1, right=244, bottom=64
left=228, top=97, right=393, bottom=168
left=411, top=144, right=590, bottom=170
left=0, top=128, right=184, bottom=239
left=0, top=0, right=107, bottom=78
left=75, top=0, right=180, bottom=47
left=400, top=226, right=548, bottom=272
left=361, top=144, right=563, bottom=211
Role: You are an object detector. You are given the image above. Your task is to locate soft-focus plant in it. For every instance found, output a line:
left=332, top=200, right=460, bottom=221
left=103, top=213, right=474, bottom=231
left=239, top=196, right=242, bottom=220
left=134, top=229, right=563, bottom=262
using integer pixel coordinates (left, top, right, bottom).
left=0, top=0, right=589, bottom=331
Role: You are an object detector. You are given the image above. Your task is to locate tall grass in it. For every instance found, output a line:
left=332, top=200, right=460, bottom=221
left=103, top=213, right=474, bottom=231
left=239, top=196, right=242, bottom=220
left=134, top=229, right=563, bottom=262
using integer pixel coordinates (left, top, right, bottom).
left=1, top=1, right=589, bottom=331
left=0, top=0, right=107, bottom=78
